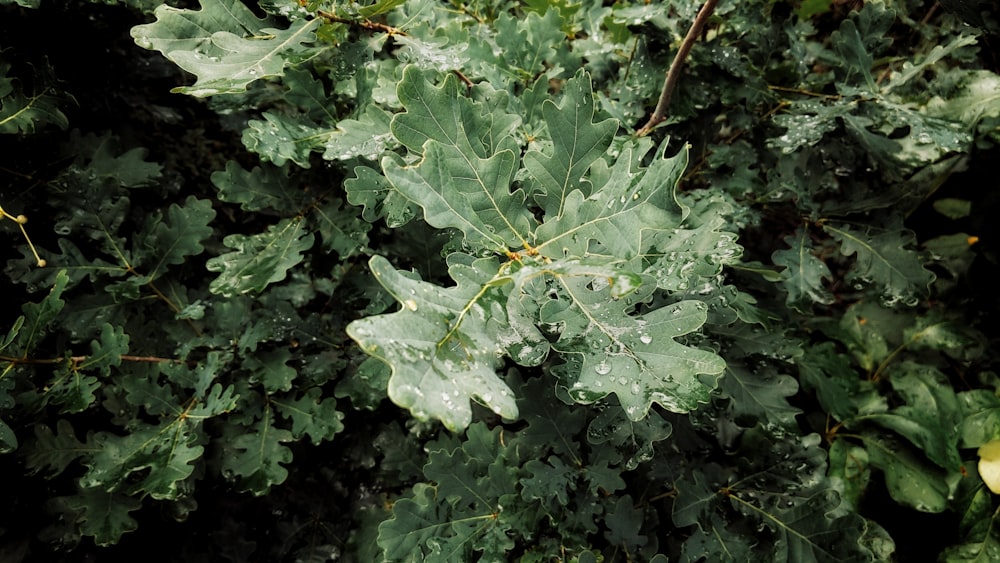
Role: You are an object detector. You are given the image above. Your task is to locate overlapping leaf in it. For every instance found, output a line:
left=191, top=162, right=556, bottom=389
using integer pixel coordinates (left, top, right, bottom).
left=523, top=67, right=618, bottom=217
left=824, top=222, right=934, bottom=305
left=130, top=0, right=321, bottom=97
left=0, top=61, right=69, bottom=134
left=346, top=255, right=518, bottom=431
left=382, top=67, right=530, bottom=252
left=207, top=217, right=315, bottom=297
left=772, top=229, right=834, bottom=311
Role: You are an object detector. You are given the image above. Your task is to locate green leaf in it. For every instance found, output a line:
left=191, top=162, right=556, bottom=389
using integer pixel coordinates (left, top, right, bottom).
left=797, top=343, right=885, bottom=422
left=959, top=389, right=1000, bottom=449
left=378, top=482, right=456, bottom=561
left=719, top=362, right=802, bottom=429
left=828, top=439, right=871, bottom=512
left=132, top=196, right=215, bottom=282
left=314, top=197, right=371, bottom=258
left=604, top=495, right=647, bottom=551
left=772, top=229, right=834, bottom=311
left=533, top=140, right=688, bottom=262
left=823, top=222, right=934, bottom=305
left=66, top=488, right=142, bottom=546
left=221, top=415, right=294, bottom=495
left=131, top=0, right=322, bottom=97
left=0, top=62, right=69, bottom=134
left=0, top=419, right=15, bottom=454
left=383, top=68, right=530, bottom=252
left=754, top=489, right=887, bottom=562
left=82, top=422, right=204, bottom=500
left=546, top=272, right=726, bottom=420
left=356, top=0, right=406, bottom=18
left=207, top=217, right=315, bottom=297
left=10, top=269, right=69, bottom=357
left=323, top=104, right=394, bottom=161
left=212, top=161, right=310, bottom=213
left=379, top=424, right=520, bottom=561
left=520, top=456, right=575, bottom=505
left=926, top=70, right=1000, bottom=126
left=852, top=362, right=962, bottom=473
left=586, top=404, right=672, bottom=470
left=829, top=2, right=893, bottom=92
left=940, top=502, right=1000, bottom=562
left=24, top=419, right=89, bottom=477
left=242, top=111, right=323, bottom=168
left=517, top=375, right=587, bottom=459
left=274, top=387, right=345, bottom=444
left=345, top=164, right=417, bottom=227
left=523, top=69, right=618, bottom=217
left=346, top=255, right=518, bottom=431
left=861, top=431, right=950, bottom=512
left=79, top=323, right=129, bottom=377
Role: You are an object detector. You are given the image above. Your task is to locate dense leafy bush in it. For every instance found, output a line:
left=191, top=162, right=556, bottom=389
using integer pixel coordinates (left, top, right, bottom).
left=1, top=0, right=999, bottom=560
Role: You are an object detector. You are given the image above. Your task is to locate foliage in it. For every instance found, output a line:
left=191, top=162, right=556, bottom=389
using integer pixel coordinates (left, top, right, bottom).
left=1, top=0, right=1000, bottom=560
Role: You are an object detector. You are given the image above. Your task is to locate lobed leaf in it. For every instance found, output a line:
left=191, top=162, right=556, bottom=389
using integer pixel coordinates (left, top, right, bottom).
left=346, top=255, right=518, bottom=431
left=130, top=0, right=321, bottom=97
left=824, top=222, right=934, bottom=305
left=207, top=217, right=315, bottom=297
left=772, top=229, right=834, bottom=311
left=524, top=69, right=618, bottom=217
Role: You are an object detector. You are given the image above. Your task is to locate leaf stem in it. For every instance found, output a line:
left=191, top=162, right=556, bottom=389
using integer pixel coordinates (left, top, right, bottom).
left=636, top=0, right=720, bottom=137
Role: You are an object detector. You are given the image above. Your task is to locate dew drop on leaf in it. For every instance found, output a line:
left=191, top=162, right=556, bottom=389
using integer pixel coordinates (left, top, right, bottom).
left=595, top=361, right=611, bottom=375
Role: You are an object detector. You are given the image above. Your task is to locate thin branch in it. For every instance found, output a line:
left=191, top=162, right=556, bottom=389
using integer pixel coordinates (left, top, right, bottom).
left=317, top=10, right=404, bottom=36
left=316, top=10, right=474, bottom=89
left=1, top=354, right=190, bottom=366
left=636, top=0, right=721, bottom=137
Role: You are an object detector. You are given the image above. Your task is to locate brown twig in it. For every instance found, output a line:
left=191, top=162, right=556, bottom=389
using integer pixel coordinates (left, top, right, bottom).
left=636, top=0, right=721, bottom=137
left=1, top=354, right=190, bottom=366
left=316, top=10, right=474, bottom=89
left=317, top=10, right=404, bottom=36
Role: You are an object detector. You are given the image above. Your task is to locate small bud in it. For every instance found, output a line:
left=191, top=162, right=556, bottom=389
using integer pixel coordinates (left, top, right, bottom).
left=36, top=259, right=47, bottom=267
left=16, top=214, right=28, bottom=224
left=968, top=235, right=980, bottom=246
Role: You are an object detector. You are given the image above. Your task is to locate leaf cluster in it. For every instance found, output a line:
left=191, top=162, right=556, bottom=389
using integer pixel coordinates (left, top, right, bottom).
left=1, top=0, right=999, bottom=560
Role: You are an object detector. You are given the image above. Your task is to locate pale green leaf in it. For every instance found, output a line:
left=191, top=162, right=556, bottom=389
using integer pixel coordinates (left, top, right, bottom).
left=523, top=68, right=618, bottom=217
left=131, top=0, right=321, bottom=97
left=926, top=70, right=1000, bottom=126
left=323, top=104, right=394, bottom=161
left=383, top=67, right=530, bottom=252
left=534, top=140, right=688, bottom=262
left=207, top=217, right=315, bottom=297
left=543, top=267, right=726, bottom=420
left=346, top=255, right=518, bottom=431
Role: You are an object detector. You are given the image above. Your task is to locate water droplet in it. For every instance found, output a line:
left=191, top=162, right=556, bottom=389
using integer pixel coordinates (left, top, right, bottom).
left=639, top=334, right=652, bottom=344
left=595, top=361, right=611, bottom=375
